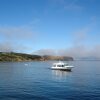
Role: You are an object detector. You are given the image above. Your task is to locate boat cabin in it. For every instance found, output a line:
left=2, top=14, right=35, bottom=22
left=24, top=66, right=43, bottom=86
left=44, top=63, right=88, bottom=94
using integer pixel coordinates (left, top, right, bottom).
left=53, top=62, right=68, bottom=67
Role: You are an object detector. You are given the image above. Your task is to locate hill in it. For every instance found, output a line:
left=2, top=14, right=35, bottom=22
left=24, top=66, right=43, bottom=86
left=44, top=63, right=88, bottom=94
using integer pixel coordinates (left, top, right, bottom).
left=42, top=55, right=73, bottom=61
left=0, top=52, right=73, bottom=62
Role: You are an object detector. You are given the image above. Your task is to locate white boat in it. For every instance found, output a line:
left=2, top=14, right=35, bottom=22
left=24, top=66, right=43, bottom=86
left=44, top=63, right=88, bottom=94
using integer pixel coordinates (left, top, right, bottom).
left=51, top=61, right=74, bottom=71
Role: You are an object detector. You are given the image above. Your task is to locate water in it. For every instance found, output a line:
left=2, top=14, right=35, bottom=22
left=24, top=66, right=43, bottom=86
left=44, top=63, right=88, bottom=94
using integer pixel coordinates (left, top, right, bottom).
left=0, top=61, right=100, bottom=100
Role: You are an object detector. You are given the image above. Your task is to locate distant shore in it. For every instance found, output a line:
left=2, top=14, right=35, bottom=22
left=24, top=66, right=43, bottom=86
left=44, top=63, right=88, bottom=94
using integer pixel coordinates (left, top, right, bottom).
left=0, top=52, right=74, bottom=62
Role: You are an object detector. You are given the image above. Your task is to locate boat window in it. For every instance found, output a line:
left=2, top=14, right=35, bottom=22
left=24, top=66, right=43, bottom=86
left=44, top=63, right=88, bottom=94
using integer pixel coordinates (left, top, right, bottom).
left=53, top=65, right=56, bottom=67
left=64, top=64, right=68, bottom=66
left=57, top=65, right=64, bottom=67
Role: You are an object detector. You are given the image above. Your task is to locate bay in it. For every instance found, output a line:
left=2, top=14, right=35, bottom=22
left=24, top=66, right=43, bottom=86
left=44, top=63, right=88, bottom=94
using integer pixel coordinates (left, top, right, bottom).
left=0, top=61, right=100, bottom=100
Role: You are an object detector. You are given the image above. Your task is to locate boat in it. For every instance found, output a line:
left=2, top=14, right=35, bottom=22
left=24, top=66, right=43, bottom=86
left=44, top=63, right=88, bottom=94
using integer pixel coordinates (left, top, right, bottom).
left=51, top=61, right=74, bottom=71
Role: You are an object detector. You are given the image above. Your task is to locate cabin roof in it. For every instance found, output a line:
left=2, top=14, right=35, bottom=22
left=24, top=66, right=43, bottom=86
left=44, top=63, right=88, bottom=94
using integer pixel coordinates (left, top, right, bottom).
left=53, top=62, right=68, bottom=65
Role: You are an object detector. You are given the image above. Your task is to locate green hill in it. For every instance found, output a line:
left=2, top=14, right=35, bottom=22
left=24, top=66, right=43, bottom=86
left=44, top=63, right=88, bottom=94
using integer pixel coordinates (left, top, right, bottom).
left=0, top=52, right=73, bottom=62
left=0, top=52, right=42, bottom=61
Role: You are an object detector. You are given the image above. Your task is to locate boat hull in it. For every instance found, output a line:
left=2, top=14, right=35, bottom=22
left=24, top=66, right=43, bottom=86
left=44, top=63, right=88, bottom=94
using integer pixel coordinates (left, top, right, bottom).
left=51, top=66, right=74, bottom=71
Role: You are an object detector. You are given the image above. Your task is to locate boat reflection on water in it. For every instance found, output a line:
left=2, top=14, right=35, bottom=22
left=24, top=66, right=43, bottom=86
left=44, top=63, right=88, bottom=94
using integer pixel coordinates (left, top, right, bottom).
left=51, top=70, right=71, bottom=79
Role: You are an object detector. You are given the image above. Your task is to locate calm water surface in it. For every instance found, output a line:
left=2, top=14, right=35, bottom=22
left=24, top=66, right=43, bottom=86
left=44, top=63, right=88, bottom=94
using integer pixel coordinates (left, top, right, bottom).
left=0, top=61, right=100, bottom=100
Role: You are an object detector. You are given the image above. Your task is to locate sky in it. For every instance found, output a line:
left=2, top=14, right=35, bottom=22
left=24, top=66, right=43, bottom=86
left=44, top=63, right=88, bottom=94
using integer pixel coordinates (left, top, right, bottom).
left=0, top=0, right=100, bottom=58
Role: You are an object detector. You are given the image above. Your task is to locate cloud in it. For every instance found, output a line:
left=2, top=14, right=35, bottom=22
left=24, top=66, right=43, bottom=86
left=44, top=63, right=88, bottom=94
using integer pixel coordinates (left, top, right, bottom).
left=62, top=45, right=100, bottom=58
left=0, top=41, right=33, bottom=53
left=34, top=19, right=100, bottom=59
left=0, top=42, right=14, bottom=52
left=33, top=45, right=100, bottom=59
left=58, top=45, right=89, bottom=57
left=0, top=25, right=34, bottom=41
left=49, top=0, right=83, bottom=11
left=64, top=4, right=82, bottom=11
left=64, top=0, right=83, bottom=11
left=60, top=20, right=99, bottom=58
left=72, top=16, right=97, bottom=46
left=0, top=25, right=35, bottom=53
left=72, top=27, right=90, bottom=45
left=34, top=49, right=57, bottom=56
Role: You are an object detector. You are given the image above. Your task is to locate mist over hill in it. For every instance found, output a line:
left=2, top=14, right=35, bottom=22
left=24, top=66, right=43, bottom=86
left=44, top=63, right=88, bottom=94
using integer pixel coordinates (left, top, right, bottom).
left=0, top=52, right=73, bottom=62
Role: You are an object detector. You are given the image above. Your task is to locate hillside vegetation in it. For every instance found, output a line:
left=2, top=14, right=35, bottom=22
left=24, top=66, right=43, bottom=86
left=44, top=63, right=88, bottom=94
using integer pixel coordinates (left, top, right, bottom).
left=0, top=52, right=73, bottom=62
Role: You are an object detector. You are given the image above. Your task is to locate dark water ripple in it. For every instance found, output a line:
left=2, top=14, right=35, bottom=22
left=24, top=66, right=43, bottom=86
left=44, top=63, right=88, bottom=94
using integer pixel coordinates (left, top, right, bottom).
left=0, top=61, right=100, bottom=100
